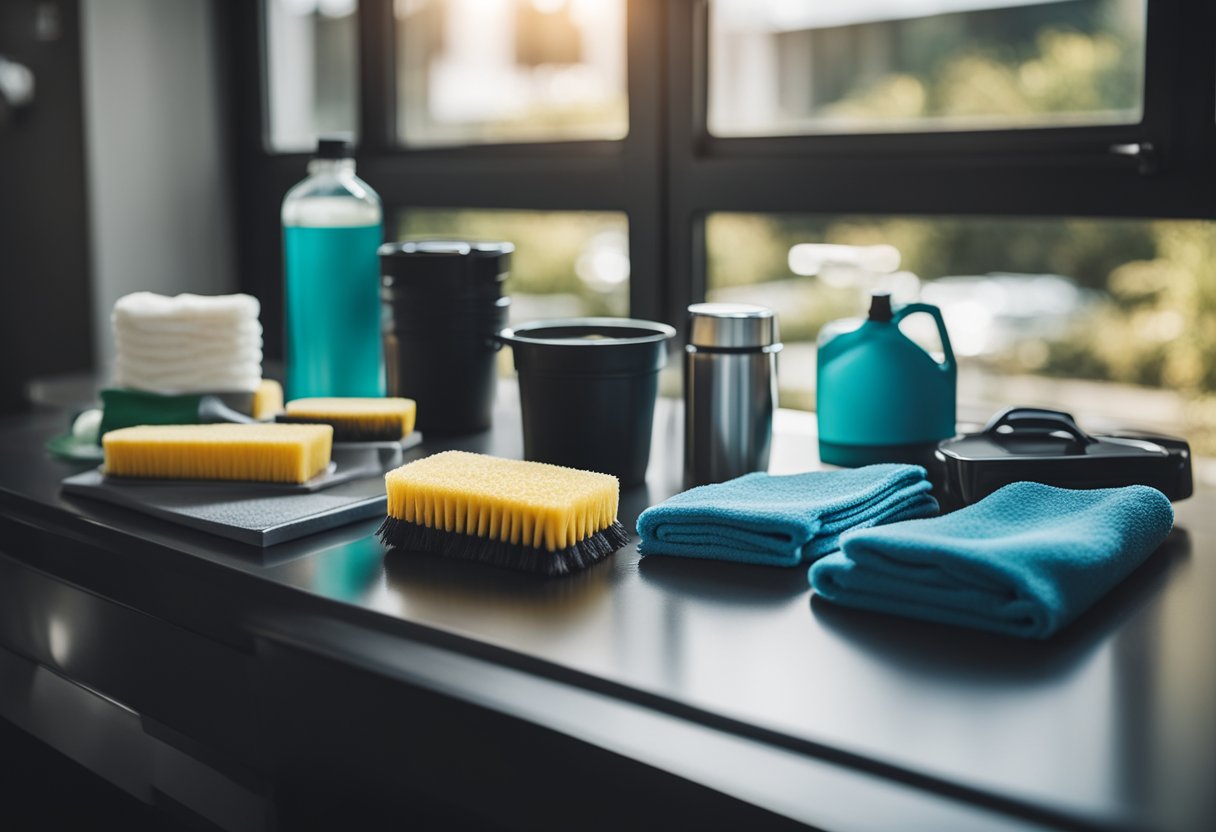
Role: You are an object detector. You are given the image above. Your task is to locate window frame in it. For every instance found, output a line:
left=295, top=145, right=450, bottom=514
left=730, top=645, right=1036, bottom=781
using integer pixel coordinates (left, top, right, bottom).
left=223, top=0, right=1216, bottom=354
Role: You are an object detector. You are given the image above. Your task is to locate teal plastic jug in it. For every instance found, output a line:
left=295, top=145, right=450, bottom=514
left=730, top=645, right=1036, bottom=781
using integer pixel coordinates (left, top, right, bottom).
left=816, top=291, right=956, bottom=467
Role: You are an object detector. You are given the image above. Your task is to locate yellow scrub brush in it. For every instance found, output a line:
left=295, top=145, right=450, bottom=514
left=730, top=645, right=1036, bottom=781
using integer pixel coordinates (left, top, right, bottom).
left=276, top=397, right=417, bottom=442
left=376, top=451, right=629, bottom=575
left=102, top=423, right=332, bottom=484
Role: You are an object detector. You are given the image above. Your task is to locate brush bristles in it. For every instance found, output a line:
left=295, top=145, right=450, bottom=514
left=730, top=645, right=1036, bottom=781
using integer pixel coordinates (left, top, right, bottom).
left=276, top=413, right=404, bottom=442
left=376, top=517, right=630, bottom=575
left=278, top=397, right=416, bottom=442
left=102, top=423, right=332, bottom=483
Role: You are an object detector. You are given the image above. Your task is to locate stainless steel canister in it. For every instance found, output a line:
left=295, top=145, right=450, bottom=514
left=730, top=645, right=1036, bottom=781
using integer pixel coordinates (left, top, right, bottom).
left=684, top=303, right=781, bottom=487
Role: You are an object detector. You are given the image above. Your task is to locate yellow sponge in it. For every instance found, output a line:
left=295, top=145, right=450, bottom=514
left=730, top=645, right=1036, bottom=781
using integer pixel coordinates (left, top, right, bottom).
left=103, top=423, right=332, bottom=484
left=278, top=397, right=416, bottom=442
left=379, top=451, right=628, bottom=575
left=252, top=379, right=285, bottom=420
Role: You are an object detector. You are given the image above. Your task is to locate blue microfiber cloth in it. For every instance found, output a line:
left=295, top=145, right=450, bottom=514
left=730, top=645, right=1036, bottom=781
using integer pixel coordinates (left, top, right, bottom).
left=636, top=465, right=938, bottom=567
left=809, top=482, right=1175, bottom=639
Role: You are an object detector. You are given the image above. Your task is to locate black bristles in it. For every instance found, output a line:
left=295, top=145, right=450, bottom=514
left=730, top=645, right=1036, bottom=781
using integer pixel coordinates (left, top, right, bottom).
left=275, top=414, right=402, bottom=442
left=375, top=517, right=630, bottom=576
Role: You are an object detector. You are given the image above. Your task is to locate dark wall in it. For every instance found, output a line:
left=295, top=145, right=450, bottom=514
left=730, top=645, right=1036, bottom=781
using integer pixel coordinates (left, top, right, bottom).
left=0, top=0, right=93, bottom=414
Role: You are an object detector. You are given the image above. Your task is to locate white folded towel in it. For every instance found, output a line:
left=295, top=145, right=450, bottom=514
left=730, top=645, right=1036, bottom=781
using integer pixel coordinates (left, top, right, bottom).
left=111, top=292, right=264, bottom=394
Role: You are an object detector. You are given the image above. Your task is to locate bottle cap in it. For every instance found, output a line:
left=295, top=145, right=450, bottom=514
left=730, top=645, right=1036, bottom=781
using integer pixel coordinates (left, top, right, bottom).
left=868, top=291, right=894, bottom=322
left=687, top=303, right=779, bottom=348
left=315, top=135, right=355, bottom=159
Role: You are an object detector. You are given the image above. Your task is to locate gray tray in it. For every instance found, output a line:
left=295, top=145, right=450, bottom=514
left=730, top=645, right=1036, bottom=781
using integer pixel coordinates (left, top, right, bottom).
left=60, top=442, right=413, bottom=546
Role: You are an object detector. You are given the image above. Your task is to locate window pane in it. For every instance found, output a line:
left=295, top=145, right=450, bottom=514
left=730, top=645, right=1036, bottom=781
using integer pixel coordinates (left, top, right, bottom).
left=397, top=208, right=629, bottom=321
left=264, top=0, right=359, bottom=152
left=394, top=0, right=628, bottom=146
left=708, top=0, right=1146, bottom=137
left=706, top=213, right=1216, bottom=456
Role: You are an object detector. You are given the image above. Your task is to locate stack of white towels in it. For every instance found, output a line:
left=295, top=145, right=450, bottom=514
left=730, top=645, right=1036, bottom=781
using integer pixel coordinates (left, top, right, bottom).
left=112, top=292, right=263, bottom=393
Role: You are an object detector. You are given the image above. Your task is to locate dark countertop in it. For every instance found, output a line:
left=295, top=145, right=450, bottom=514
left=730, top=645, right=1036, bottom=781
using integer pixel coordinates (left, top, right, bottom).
left=0, top=389, right=1212, bottom=831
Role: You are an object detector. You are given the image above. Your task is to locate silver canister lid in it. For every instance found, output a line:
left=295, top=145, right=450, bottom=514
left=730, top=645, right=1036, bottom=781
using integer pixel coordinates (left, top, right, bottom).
left=687, top=302, right=779, bottom=348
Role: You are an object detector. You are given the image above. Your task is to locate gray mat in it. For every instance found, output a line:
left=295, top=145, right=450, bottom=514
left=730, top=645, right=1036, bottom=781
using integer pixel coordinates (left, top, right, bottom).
left=60, top=443, right=407, bottom=546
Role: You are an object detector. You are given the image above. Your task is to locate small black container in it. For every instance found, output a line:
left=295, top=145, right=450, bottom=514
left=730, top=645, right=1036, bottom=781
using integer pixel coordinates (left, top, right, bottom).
left=498, top=318, right=676, bottom=487
left=380, top=240, right=513, bottom=433
left=936, top=407, right=1193, bottom=510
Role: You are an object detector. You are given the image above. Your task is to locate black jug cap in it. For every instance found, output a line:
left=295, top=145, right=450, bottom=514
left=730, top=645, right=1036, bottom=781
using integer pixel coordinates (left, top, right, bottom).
left=868, top=291, right=894, bottom=322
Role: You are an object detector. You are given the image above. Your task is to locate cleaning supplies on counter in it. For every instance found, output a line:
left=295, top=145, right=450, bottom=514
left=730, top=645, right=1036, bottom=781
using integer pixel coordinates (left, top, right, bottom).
left=817, top=291, right=956, bottom=468
left=43, top=291, right=283, bottom=461
left=276, top=397, right=417, bottom=442
left=936, top=406, right=1193, bottom=509
left=102, top=423, right=333, bottom=484
left=376, top=450, right=630, bottom=575
left=499, top=318, right=676, bottom=487
left=637, top=465, right=938, bottom=567
left=283, top=135, right=384, bottom=399
left=49, top=379, right=286, bottom=463
left=379, top=240, right=513, bottom=434
left=112, top=292, right=263, bottom=394
left=684, top=302, right=781, bottom=487
left=809, top=482, right=1174, bottom=638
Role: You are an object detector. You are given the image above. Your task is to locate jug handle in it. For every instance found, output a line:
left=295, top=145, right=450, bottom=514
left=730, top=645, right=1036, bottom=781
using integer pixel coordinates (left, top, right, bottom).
left=893, top=303, right=956, bottom=371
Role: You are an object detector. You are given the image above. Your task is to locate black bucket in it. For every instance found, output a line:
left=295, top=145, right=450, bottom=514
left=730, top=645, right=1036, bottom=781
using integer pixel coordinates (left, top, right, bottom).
left=498, top=318, right=676, bottom=487
left=380, top=240, right=513, bottom=433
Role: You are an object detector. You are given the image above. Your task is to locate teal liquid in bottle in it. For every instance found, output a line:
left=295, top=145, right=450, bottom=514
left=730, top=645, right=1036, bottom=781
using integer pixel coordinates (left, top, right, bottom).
left=282, top=137, right=385, bottom=398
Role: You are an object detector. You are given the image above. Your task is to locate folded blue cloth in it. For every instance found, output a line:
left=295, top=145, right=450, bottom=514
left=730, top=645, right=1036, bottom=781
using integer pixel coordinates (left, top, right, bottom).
left=636, top=465, right=938, bottom=567
left=809, top=482, right=1174, bottom=638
